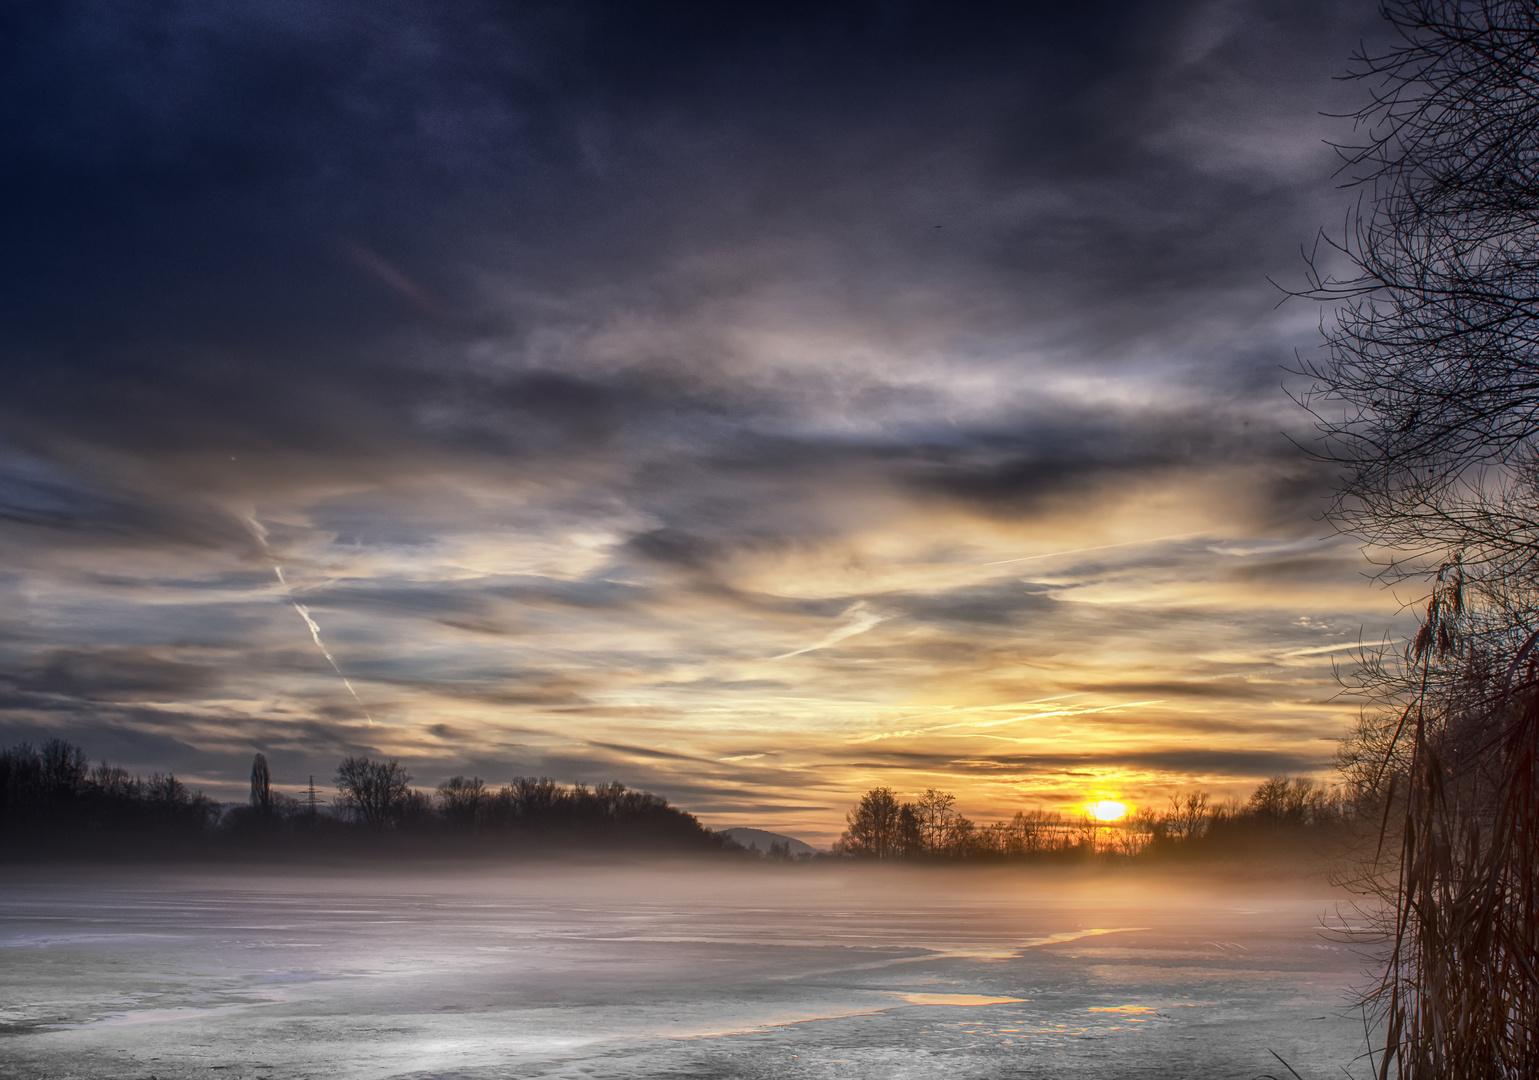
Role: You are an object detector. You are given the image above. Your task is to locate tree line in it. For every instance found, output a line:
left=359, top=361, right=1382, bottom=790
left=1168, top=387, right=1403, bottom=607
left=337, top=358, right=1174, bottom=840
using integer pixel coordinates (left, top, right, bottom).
left=0, top=740, right=733, bottom=859
left=832, top=776, right=1351, bottom=861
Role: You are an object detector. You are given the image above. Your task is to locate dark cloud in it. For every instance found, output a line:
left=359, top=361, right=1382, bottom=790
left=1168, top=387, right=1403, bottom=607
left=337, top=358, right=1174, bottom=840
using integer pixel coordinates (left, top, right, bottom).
left=626, top=528, right=723, bottom=569
left=409, top=678, right=593, bottom=709
left=587, top=742, right=718, bottom=764
left=894, top=581, right=1059, bottom=626
left=0, top=720, right=210, bottom=773
left=898, top=416, right=1283, bottom=511
left=1228, top=554, right=1367, bottom=584
left=9, top=648, right=220, bottom=702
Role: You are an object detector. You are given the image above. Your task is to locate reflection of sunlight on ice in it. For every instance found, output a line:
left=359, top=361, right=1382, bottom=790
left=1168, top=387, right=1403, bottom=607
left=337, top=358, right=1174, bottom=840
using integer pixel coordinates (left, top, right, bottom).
left=891, top=992, right=1026, bottom=1006
left=670, top=991, right=1031, bottom=1038
left=899, top=926, right=1146, bottom=965
left=1088, top=1004, right=1158, bottom=1018
left=1020, top=927, right=1147, bottom=949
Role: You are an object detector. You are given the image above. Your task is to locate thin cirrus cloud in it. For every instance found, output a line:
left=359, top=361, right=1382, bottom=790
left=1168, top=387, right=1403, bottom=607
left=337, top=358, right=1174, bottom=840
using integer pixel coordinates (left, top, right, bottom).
left=0, top=0, right=1410, bottom=843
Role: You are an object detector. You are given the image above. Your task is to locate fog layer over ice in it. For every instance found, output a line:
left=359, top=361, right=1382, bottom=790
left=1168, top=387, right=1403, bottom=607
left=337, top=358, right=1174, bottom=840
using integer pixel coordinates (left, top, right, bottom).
left=1, top=863, right=1366, bottom=1078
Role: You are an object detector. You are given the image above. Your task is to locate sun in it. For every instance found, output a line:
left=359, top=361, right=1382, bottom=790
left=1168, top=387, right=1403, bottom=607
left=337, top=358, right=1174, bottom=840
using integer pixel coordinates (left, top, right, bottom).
left=1086, top=800, right=1128, bottom=822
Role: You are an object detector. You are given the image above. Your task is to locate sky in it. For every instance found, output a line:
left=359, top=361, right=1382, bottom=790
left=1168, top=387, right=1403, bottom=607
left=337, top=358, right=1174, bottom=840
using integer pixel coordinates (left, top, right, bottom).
left=0, top=0, right=1411, bottom=844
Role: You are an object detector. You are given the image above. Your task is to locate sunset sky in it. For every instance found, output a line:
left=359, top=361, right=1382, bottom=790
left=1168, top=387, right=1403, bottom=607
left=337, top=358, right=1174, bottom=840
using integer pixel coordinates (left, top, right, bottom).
left=0, top=0, right=1410, bottom=844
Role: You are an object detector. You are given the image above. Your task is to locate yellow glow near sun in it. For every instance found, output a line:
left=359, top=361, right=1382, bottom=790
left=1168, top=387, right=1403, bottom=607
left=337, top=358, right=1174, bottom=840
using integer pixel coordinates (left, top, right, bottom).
left=1087, top=800, right=1128, bottom=822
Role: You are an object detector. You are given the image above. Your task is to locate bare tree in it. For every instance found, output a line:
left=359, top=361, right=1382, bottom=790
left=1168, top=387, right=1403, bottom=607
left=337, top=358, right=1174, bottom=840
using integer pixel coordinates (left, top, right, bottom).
left=1300, top=1, right=1539, bottom=603
left=913, top=788, right=958, bottom=854
left=835, top=787, right=914, bottom=858
left=334, top=757, right=413, bottom=827
left=1165, top=791, right=1210, bottom=841
left=1299, top=4, right=1539, bottom=1075
left=39, top=738, right=87, bottom=798
left=436, top=775, right=487, bottom=830
left=1245, top=776, right=1331, bottom=827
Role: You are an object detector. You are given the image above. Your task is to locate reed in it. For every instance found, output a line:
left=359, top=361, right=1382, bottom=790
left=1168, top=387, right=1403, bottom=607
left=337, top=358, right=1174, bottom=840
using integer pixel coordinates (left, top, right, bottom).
left=1351, top=571, right=1539, bottom=1078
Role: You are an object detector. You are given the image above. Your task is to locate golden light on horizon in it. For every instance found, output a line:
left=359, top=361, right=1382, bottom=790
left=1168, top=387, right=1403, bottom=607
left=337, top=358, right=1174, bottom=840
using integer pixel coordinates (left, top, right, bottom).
left=1087, top=800, right=1129, bottom=822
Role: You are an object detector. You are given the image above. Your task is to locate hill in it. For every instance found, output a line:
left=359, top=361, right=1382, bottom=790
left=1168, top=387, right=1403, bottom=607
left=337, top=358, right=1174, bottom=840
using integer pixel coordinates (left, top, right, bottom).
left=722, top=827, right=817, bottom=856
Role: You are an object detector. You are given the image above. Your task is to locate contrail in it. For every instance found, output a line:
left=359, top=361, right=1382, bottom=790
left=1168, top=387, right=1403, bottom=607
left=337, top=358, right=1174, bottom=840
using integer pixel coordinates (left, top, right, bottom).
left=854, top=699, right=1165, bottom=743
left=771, top=600, right=889, bottom=660
left=246, top=517, right=374, bottom=725
left=342, top=238, right=441, bottom=316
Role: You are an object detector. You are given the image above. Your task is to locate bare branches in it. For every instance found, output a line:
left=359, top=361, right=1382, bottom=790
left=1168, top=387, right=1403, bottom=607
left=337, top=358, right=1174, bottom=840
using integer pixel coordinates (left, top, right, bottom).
left=1297, top=1, right=1539, bottom=591
left=1300, top=5, right=1539, bottom=1075
left=334, top=756, right=413, bottom=827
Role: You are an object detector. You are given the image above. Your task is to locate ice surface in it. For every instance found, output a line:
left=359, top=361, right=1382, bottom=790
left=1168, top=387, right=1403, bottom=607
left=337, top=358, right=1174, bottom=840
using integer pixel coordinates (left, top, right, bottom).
left=0, top=861, right=1370, bottom=1079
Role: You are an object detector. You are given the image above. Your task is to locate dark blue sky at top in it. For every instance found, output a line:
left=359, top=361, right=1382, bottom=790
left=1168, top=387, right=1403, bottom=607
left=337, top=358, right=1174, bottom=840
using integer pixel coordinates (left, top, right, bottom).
left=0, top=0, right=1347, bottom=419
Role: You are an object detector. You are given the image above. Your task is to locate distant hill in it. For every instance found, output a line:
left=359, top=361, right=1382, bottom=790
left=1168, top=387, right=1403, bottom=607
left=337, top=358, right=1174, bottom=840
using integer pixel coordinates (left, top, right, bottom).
left=722, top=827, right=818, bottom=855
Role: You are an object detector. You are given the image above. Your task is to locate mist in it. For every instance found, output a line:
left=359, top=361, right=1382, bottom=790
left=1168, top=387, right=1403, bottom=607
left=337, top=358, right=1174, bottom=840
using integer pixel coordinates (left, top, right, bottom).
left=2, top=859, right=1365, bottom=1078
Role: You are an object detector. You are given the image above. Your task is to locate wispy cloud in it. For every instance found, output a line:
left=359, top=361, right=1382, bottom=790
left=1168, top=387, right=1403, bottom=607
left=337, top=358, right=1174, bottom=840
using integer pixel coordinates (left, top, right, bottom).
left=982, top=533, right=1207, bottom=566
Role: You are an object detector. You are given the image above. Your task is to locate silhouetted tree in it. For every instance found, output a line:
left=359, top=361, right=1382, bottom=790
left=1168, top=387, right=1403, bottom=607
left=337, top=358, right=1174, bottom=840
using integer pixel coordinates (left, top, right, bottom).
left=334, top=757, right=413, bottom=827
left=1244, top=776, right=1333, bottom=828
left=914, top=788, right=957, bottom=854
left=985, top=809, right=1061, bottom=855
left=40, top=738, right=87, bottom=799
left=250, top=753, right=272, bottom=818
left=512, top=776, right=562, bottom=820
left=1165, top=791, right=1210, bottom=841
left=941, top=814, right=977, bottom=856
left=0, top=742, right=45, bottom=837
left=835, top=787, right=912, bottom=858
left=91, top=762, right=138, bottom=799
left=436, top=775, right=487, bottom=830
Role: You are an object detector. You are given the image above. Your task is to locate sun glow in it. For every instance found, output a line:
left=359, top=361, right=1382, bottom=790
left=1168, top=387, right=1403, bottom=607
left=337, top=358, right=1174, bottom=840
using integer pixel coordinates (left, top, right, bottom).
left=1087, top=800, right=1129, bottom=822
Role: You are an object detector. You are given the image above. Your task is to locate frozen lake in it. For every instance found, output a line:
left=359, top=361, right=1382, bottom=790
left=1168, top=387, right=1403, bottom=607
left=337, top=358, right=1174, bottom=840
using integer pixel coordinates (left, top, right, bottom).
left=0, top=861, right=1371, bottom=1079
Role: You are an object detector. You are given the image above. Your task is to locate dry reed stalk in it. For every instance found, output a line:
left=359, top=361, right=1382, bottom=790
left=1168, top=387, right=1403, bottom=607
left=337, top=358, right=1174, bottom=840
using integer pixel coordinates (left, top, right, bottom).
left=1364, top=570, right=1539, bottom=1078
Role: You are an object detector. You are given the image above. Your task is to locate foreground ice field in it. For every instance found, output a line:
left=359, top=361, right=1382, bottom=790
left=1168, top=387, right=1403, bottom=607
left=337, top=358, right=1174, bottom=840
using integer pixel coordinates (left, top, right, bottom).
left=1, top=861, right=1371, bottom=1079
